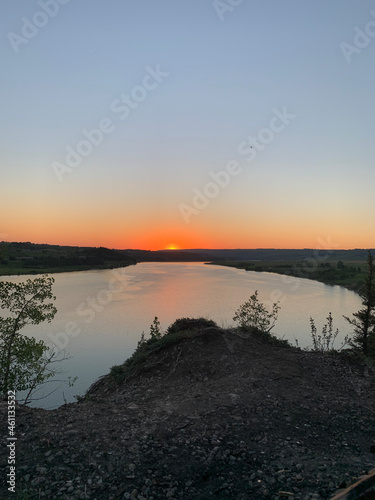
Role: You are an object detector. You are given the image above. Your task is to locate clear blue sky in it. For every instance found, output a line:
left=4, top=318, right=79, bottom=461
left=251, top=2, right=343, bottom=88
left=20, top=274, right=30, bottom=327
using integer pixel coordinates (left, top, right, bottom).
left=1, top=0, right=374, bottom=249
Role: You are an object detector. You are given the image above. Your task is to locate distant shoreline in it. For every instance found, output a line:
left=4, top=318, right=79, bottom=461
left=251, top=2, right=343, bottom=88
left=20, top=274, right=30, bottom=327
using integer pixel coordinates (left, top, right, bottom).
left=0, top=262, right=136, bottom=277
left=208, top=261, right=365, bottom=294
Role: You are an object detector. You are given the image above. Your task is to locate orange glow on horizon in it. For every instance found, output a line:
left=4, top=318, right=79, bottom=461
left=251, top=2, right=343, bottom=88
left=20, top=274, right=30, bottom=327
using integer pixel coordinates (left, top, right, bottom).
left=3, top=184, right=375, bottom=251
left=1, top=232, right=374, bottom=251
left=3, top=218, right=375, bottom=252
left=165, top=244, right=180, bottom=250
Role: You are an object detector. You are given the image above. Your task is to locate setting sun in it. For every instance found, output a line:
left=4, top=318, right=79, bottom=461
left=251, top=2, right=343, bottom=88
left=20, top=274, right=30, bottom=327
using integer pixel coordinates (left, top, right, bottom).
left=165, top=244, right=180, bottom=250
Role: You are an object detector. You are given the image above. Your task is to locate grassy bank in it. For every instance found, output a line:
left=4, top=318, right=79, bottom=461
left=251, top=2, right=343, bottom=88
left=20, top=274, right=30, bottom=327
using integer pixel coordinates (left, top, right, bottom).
left=209, top=259, right=367, bottom=292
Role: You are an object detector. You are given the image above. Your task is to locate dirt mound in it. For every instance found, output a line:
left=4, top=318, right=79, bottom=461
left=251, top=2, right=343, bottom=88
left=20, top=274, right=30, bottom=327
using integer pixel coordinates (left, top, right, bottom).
left=1, top=328, right=375, bottom=499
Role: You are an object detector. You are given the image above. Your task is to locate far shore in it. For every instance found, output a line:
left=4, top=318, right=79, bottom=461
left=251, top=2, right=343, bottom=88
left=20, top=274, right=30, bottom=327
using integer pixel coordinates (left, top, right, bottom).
left=0, top=262, right=136, bottom=277
left=207, top=260, right=366, bottom=294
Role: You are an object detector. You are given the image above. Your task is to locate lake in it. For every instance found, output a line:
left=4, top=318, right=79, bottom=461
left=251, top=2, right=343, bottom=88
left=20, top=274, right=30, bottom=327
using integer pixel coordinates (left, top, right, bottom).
left=2, top=262, right=361, bottom=408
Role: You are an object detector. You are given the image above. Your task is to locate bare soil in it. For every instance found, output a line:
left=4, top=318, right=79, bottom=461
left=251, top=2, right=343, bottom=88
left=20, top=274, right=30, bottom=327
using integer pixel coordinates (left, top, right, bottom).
left=1, top=327, right=375, bottom=500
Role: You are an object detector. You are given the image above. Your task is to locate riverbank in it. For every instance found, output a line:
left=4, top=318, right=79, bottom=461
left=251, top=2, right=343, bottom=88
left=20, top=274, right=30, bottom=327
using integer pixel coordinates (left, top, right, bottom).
left=2, top=324, right=374, bottom=499
left=208, top=260, right=367, bottom=293
left=0, top=261, right=136, bottom=277
left=0, top=242, right=137, bottom=276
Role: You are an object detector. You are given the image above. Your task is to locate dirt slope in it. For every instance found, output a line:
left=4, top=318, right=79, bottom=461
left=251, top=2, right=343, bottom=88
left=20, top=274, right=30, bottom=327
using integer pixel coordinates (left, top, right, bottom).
left=1, top=327, right=375, bottom=499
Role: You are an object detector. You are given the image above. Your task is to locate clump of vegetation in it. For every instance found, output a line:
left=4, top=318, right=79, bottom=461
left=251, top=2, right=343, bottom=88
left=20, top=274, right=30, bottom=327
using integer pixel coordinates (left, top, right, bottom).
left=109, top=316, right=219, bottom=384
left=233, top=291, right=290, bottom=347
left=166, top=317, right=217, bottom=335
left=149, top=316, right=162, bottom=339
left=0, top=276, right=73, bottom=405
left=309, top=313, right=349, bottom=352
left=233, top=290, right=280, bottom=333
left=344, top=250, right=375, bottom=357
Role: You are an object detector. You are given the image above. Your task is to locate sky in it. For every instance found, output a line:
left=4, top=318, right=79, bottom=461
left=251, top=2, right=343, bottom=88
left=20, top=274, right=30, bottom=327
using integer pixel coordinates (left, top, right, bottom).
left=1, top=0, right=374, bottom=250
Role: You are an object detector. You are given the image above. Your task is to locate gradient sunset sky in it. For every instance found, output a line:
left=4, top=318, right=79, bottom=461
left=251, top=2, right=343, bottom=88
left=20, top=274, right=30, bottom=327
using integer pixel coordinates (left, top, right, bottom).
left=1, top=1, right=374, bottom=250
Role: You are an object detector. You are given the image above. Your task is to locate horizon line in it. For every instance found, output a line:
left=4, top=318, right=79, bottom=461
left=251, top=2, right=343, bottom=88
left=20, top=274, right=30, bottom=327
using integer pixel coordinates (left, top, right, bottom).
left=1, top=240, right=374, bottom=252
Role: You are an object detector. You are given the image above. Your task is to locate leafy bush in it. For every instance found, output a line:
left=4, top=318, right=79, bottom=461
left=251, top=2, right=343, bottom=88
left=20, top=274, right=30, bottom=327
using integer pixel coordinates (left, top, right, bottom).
left=233, top=290, right=280, bottom=332
left=0, top=276, right=73, bottom=404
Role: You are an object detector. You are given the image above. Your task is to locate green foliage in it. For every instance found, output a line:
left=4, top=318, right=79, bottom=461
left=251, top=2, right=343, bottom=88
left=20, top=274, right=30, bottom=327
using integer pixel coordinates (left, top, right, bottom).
left=1, top=331, right=50, bottom=391
left=337, top=347, right=375, bottom=367
left=149, top=316, right=162, bottom=340
left=218, top=257, right=368, bottom=292
left=136, top=331, right=146, bottom=349
left=344, top=251, right=375, bottom=356
left=233, top=290, right=280, bottom=333
left=109, top=364, right=126, bottom=382
left=309, top=313, right=348, bottom=352
left=136, top=317, right=162, bottom=350
left=0, top=276, right=71, bottom=404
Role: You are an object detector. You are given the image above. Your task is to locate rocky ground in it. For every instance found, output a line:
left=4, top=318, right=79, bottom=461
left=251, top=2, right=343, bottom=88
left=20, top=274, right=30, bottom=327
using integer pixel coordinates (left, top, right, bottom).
left=1, top=327, right=375, bottom=500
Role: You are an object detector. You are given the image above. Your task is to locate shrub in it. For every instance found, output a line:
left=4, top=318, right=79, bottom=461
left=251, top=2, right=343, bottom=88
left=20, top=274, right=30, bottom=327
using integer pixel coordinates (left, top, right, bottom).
left=233, top=290, right=280, bottom=333
left=344, top=250, right=375, bottom=356
left=309, top=312, right=349, bottom=352
left=149, top=316, right=162, bottom=340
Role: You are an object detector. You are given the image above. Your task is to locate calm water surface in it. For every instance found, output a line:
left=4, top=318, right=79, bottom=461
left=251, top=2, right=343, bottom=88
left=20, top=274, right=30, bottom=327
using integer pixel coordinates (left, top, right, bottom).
left=3, top=262, right=361, bottom=408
